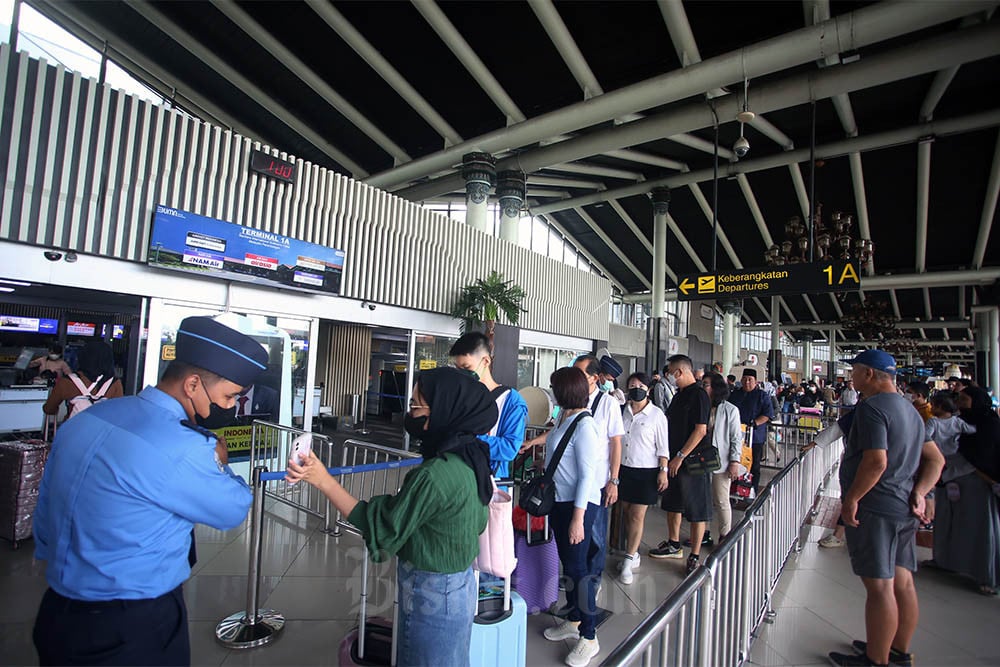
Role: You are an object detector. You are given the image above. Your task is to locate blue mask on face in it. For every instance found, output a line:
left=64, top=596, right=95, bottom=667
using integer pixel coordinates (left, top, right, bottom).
left=600, top=380, right=614, bottom=393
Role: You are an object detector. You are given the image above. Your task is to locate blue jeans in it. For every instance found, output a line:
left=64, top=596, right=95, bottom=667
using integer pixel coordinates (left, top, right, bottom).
left=588, top=490, right=609, bottom=580
left=396, top=560, right=476, bottom=667
left=550, top=501, right=600, bottom=640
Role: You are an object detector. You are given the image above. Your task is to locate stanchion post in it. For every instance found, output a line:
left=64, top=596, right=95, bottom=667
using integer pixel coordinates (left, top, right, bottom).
left=215, top=466, right=286, bottom=649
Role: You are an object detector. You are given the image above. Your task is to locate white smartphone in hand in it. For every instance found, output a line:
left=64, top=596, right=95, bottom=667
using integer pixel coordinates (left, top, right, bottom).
left=287, top=434, right=313, bottom=485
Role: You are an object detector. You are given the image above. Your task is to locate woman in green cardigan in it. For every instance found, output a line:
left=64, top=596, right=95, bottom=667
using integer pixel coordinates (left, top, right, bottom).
left=287, top=367, right=498, bottom=666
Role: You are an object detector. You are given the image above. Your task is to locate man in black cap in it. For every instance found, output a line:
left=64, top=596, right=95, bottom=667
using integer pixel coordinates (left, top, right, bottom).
left=33, top=316, right=269, bottom=666
left=728, top=368, right=775, bottom=495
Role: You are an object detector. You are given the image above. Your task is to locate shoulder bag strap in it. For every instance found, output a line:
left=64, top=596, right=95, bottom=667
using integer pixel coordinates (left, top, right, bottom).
left=67, top=373, right=93, bottom=397
left=542, top=411, right=590, bottom=481
left=93, top=376, right=115, bottom=399
left=590, top=391, right=604, bottom=413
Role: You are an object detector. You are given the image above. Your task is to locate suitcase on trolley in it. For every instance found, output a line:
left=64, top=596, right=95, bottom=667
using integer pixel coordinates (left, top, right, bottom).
left=511, top=517, right=560, bottom=615
left=0, top=440, right=50, bottom=549
left=470, top=574, right=527, bottom=667
left=338, top=546, right=397, bottom=666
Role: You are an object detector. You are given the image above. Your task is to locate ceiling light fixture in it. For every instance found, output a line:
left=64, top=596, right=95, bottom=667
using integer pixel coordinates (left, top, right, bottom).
left=0, top=279, right=30, bottom=287
left=0, top=287, right=14, bottom=293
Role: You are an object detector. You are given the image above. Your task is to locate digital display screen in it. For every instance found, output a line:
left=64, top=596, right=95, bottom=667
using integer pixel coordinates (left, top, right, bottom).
left=100, top=324, right=125, bottom=339
left=249, top=149, right=296, bottom=184
left=67, top=321, right=96, bottom=336
left=0, top=315, right=59, bottom=334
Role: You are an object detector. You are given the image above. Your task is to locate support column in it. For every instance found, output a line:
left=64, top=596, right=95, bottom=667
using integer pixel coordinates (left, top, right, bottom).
left=721, top=300, right=741, bottom=376
left=802, top=334, right=814, bottom=383
left=828, top=327, right=837, bottom=383
left=496, top=170, right=526, bottom=244
left=461, top=152, right=496, bottom=233
left=767, top=296, right=782, bottom=382
left=650, top=187, right=670, bottom=319
left=974, top=306, right=1000, bottom=394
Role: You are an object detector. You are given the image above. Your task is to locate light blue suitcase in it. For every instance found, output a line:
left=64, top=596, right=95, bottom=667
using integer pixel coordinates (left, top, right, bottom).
left=469, top=577, right=527, bottom=667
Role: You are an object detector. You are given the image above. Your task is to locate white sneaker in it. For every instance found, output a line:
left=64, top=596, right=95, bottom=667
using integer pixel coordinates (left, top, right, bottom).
left=619, top=553, right=639, bottom=585
left=565, top=637, right=600, bottom=667
left=544, top=620, right=580, bottom=642
left=819, top=534, right=845, bottom=548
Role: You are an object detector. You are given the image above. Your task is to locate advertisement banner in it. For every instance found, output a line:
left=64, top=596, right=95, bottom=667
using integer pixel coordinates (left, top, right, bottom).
left=148, top=205, right=345, bottom=295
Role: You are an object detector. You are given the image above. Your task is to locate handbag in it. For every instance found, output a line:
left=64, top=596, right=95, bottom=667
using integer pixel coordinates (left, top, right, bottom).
left=519, top=412, right=588, bottom=517
left=681, top=444, right=721, bottom=474
left=473, top=477, right=517, bottom=578
left=730, top=471, right=755, bottom=499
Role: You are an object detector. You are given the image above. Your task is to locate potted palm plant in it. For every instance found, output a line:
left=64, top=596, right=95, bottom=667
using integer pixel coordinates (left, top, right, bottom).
left=450, top=271, right=527, bottom=350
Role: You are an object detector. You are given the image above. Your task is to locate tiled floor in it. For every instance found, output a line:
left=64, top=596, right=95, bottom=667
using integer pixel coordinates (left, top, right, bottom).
left=2, top=494, right=997, bottom=666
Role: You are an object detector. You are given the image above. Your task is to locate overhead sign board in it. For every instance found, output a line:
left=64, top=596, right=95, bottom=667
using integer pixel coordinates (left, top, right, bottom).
left=676, top=261, right=861, bottom=301
left=148, top=205, right=345, bottom=296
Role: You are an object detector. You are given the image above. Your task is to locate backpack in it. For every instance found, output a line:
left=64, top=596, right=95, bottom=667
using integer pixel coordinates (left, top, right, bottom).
left=66, top=373, right=115, bottom=419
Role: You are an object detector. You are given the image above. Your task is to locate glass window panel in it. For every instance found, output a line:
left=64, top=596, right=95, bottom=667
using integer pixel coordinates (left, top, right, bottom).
left=537, top=348, right=557, bottom=383
left=104, top=59, right=165, bottom=106
left=531, top=218, right=548, bottom=255
left=17, top=4, right=101, bottom=79
left=518, top=216, right=531, bottom=247
left=548, top=228, right=563, bottom=261
left=517, top=346, right=535, bottom=390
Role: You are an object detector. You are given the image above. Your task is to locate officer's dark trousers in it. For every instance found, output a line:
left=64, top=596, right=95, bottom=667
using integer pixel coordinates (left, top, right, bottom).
left=33, top=585, right=189, bottom=666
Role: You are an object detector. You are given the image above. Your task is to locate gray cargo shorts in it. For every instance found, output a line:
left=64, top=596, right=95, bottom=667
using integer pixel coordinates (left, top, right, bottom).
left=844, top=507, right=918, bottom=579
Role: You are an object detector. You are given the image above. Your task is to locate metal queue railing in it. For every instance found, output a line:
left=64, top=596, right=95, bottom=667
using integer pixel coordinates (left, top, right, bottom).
left=602, top=426, right=846, bottom=667
left=217, top=423, right=421, bottom=650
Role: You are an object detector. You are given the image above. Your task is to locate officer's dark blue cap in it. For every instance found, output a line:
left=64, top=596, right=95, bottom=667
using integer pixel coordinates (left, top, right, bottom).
left=176, top=317, right=268, bottom=387
left=599, top=355, right=623, bottom=378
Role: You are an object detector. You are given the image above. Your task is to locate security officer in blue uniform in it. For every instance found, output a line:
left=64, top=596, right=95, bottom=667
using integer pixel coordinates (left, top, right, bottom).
left=32, top=316, right=269, bottom=666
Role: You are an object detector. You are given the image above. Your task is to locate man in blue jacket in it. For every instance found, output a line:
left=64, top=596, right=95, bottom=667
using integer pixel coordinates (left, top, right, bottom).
left=32, top=316, right=268, bottom=666
left=728, top=368, right=775, bottom=494
left=449, top=332, right=527, bottom=479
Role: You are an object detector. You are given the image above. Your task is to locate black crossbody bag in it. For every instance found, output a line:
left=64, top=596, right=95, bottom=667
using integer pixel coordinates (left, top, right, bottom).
left=519, top=411, right=589, bottom=517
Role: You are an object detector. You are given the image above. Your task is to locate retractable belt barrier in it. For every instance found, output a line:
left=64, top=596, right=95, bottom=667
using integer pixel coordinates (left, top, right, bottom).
left=217, top=423, right=419, bottom=650
left=601, top=434, right=845, bottom=667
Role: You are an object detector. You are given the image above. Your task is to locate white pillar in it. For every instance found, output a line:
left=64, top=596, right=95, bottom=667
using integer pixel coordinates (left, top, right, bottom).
left=990, top=307, right=1000, bottom=397
left=803, top=336, right=814, bottom=382
left=461, top=152, right=496, bottom=234
left=497, top=170, right=526, bottom=244
left=721, top=301, right=741, bottom=375
left=829, top=327, right=837, bottom=381
left=650, top=187, right=670, bottom=319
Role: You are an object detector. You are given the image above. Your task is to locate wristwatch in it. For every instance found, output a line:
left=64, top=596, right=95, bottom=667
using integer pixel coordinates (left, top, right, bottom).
left=610, top=477, right=620, bottom=485
left=659, top=465, right=669, bottom=473
left=674, top=451, right=687, bottom=459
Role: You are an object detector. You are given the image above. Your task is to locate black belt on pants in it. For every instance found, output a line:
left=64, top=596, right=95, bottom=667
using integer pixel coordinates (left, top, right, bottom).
left=47, top=585, right=182, bottom=612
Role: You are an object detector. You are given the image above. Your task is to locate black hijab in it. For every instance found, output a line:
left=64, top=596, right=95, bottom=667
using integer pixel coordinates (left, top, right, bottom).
left=958, top=385, right=1000, bottom=481
left=415, top=367, right=499, bottom=505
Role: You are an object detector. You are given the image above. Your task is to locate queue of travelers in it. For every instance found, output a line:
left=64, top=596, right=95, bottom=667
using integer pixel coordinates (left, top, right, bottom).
left=28, top=322, right=1000, bottom=667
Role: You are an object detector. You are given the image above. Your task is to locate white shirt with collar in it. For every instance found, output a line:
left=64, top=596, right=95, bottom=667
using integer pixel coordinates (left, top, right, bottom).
left=588, top=387, right=626, bottom=484
left=621, top=401, right=670, bottom=468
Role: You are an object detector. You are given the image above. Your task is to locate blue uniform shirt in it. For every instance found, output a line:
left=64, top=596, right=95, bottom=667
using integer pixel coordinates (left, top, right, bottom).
left=34, top=386, right=252, bottom=601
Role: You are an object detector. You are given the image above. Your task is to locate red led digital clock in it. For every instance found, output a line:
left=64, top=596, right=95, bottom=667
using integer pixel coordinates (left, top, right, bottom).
left=249, top=149, right=296, bottom=184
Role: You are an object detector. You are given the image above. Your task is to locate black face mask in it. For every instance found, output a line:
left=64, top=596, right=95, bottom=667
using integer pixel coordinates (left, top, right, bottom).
left=404, top=414, right=428, bottom=439
left=628, top=387, right=648, bottom=403
left=194, top=380, right=237, bottom=430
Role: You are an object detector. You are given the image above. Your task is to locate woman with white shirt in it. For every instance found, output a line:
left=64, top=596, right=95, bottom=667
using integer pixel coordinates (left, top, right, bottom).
left=541, top=366, right=605, bottom=667
left=617, top=372, right=670, bottom=585
left=702, top=372, right=745, bottom=539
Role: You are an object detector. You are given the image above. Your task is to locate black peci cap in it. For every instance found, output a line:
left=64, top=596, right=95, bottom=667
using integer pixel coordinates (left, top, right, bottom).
left=175, top=317, right=269, bottom=387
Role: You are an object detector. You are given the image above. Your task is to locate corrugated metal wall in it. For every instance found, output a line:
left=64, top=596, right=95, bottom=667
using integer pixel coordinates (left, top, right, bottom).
left=0, top=46, right=611, bottom=341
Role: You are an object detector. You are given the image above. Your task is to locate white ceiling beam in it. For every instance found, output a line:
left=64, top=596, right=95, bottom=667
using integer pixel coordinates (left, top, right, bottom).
left=916, top=139, right=932, bottom=273
left=736, top=174, right=775, bottom=250
left=803, top=295, right=822, bottom=323
left=687, top=183, right=742, bottom=268
left=666, top=214, right=708, bottom=273
left=606, top=200, right=679, bottom=284
left=530, top=108, right=1000, bottom=214
left=411, top=0, right=525, bottom=125
left=973, top=130, right=1000, bottom=269
left=668, top=133, right=736, bottom=160
left=778, top=296, right=798, bottom=324
left=369, top=1, right=989, bottom=189
left=211, top=0, right=410, bottom=165
left=889, top=289, right=902, bottom=319
left=123, top=0, right=368, bottom=176
left=549, top=162, right=645, bottom=181
left=573, top=207, right=652, bottom=289
left=528, top=0, right=602, bottom=100
left=305, top=0, right=462, bottom=147
left=829, top=293, right=844, bottom=319
left=528, top=175, right=605, bottom=190
left=603, top=149, right=688, bottom=172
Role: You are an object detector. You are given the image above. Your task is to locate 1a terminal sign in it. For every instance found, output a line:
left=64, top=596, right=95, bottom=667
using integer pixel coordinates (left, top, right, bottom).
left=676, top=261, right=861, bottom=301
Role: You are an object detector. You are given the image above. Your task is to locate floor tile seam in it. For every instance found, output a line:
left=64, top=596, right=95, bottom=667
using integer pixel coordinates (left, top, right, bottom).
left=750, top=636, right=795, bottom=667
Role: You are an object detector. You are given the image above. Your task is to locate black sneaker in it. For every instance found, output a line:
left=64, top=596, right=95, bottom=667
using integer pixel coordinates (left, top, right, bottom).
left=648, top=540, right=684, bottom=560
left=682, top=531, right=714, bottom=548
left=685, top=553, right=700, bottom=574
left=828, top=650, right=887, bottom=666
left=851, top=641, right=913, bottom=667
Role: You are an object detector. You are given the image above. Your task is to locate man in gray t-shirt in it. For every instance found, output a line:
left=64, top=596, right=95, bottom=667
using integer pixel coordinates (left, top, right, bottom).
left=829, top=350, right=944, bottom=667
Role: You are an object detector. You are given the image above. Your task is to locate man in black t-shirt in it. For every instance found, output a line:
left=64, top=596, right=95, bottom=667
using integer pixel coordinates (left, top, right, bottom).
left=648, top=354, right=713, bottom=574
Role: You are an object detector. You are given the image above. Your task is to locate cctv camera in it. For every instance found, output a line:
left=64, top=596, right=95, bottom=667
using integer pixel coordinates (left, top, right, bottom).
left=43, top=251, right=62, bottom=262
left=733, top=136, right=750, bottom=159
left=368, top=303, right=376, bottom=311
left=361, top=301, right=376, bottom=311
